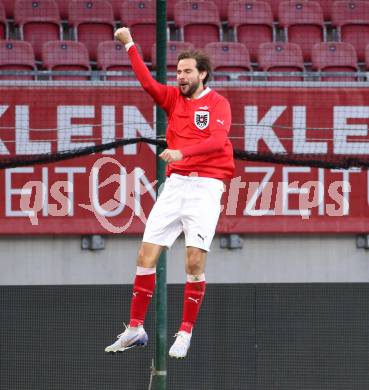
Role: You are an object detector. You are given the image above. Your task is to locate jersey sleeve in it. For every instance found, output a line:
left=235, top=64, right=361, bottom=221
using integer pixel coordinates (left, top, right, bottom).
left=127, top=45, right=176, bottom=113
left=180, top=97, right=232, bottom=157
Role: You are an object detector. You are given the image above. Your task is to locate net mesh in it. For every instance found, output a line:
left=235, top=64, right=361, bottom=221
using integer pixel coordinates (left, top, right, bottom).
left=1, top=284, right=368, bottom=390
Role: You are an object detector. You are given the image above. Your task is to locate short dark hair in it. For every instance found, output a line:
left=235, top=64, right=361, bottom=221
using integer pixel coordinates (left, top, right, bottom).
left=177, top=50, right=213, bottom=85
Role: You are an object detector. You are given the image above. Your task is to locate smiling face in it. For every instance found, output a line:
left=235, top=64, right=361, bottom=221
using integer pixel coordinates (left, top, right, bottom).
left=177, top=58, right=207, bottom=99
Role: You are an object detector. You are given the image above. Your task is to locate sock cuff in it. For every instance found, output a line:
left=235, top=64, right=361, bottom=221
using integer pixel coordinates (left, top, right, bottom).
left=136, top=266, right=156, bottom=275
left=186, top=273, right=206, bottom=283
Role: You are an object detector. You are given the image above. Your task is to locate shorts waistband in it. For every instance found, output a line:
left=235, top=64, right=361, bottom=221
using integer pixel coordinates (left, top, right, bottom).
left=169, top=173, right=221, bottom=183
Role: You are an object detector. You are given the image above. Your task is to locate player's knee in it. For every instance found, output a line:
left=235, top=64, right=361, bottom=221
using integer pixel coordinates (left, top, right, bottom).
left=137, top=244, right=159, bottom=267
left=186, top=248, right=205, bottom=274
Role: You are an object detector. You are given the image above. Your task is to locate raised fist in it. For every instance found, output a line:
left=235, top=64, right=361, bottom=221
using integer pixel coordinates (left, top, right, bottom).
left=114, top=27, right=133, bottom=45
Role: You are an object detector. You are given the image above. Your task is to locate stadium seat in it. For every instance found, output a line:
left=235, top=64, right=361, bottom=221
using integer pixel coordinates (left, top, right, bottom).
left=362, top=43, right=369, bottom=73
left=263, top=0, right=286, bottom=19
left=120, top=0, right=157, bottom=62
left=69, top=0, right=115, bottom=61
left=332, top=0, right=369, bottom=62
left=279, top=0, right=325, bottom=63
left=42, top=40, right=91, bottom=80
left=0, top=2, right=7, bottom=40
left=258, top=42, right=304, bottom=81
left=152, top=41, right=194, bottom=80
left=14, top=0, right=62, bottom=60
left=55, top=0, right=69, bottom=19
left=318, top=0, right=338, bottom=20
left=228, top=0, right=274, bottom=63
left=166, top=0, right=175, bottom=20
left=205, top=42, right=252, bottom=80
left=97, top=40, right=143, bottom=80
left=211, top=0, right=231, bottom=21
left=109, top=0, right=124, bottom=20
left=0, top=40, right=36, bottom=80
left=1, top=0, right=16, bottom=19
left=312, top=42, right=358, bottom=81
left=174, top=0, right=222, bottom=49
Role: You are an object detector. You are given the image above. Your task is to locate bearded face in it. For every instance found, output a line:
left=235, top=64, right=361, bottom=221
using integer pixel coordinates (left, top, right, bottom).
left=177, top=58, right=206, bottom=99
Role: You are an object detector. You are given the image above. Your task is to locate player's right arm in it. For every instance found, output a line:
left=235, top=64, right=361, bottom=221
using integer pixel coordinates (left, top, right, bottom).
left=114, top=27, right=172, bottom=110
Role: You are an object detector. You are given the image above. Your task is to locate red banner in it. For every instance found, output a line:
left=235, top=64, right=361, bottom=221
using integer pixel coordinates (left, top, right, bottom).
left=0, top=85, right=369, bottom=234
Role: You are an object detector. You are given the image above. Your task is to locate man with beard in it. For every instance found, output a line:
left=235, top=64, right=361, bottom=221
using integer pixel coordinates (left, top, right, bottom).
left=105, top=27, right=234, bottom=359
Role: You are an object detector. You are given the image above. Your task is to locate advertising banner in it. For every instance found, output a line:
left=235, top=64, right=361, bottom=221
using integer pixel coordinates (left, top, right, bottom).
left=0, top=85, right=368, bottom=234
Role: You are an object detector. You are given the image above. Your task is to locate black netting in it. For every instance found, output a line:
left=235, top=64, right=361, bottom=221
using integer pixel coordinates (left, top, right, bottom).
left=1, top=284, right=369, bottom=390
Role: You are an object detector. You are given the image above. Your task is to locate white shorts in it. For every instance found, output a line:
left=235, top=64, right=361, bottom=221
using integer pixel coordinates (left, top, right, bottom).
left=143, top=174, right=224, bottom=251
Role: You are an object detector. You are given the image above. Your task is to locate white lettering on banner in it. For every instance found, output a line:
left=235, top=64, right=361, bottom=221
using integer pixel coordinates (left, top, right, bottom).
left=0, top=106, right=10, bottom=155
left=17, top=167, right=86, bottom=222
left=241, top=167, right=354, bottom=218
left=91, top=165, right=127, bottom=217
left=0, top=163, right=364, bottom=232
left=134, top=167, right=156, bottom=216
left=244, top=106, right=287, bottom=153
left=318, top=168, right=324, bottom=216
left=42, top=167, right=48, bottom=217
left=5, top=167, right=35, bottom=217
left=334, top=106, right=369, bottom=154
left=283, top=167, right=312, bottom=217
left=123, top=106, right=156, bottom=155
left=57, top=106, right=95, bottom=151
left=16, top=106, right=51, bottom=155
left=329, top=169, right=359, bottom=215
left=226, top=176, right=246, bottom=215
left=79, top=158, right=157, bottom=233
left=3, top=104, right=369, bottom=157
left=293, top=106, right=327, bottom=154
left=101, top=105, right=116, bottom=155
left=244, top=167, right=275, bottom=216
left=53, top=167, right=86, bottom=216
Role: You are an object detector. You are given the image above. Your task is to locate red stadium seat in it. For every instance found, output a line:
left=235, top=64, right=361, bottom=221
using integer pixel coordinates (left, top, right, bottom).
left=97, top=40, right=143, bottom=80
left=263, top=0, right=286, bottom=19
left=205, top=42, right=251, bottom=80
left=55, top=0, right=70, bottom=19
left=69, top=0, right=115, bottom=61
left=0, top=2, right=7, bottom=39
left=109, top=0, right=124, bottom=20
left=279, top=0, right=325, bottom=63
left=364, top=43, right=369, bottom=71
left=228, top=0, right=274, bottom=62
left=211, top=0, right=231, bottom=21
left=258, top=42, right=304, bottom=81
left=174, top=0, right=222, bottom=49
left=120, top=0, right=157, bottom=62
left=1, top=0, right=16, bottom=18
left=312, top=42, right=358, bottom=81
left=0, top=40, right=36, bottom=80
left=14, top=0, right=62, bottom=60
left=152, top=41, right=194, bottom=80
left=332, top=0, right=369, bottom=62
left=166, top=0, right=175, bottom=20
left=42, top=40, right=91, bottom=80
left=319, top=0, right=339, bottom=20
left=113, top=0, right=174, bottom=21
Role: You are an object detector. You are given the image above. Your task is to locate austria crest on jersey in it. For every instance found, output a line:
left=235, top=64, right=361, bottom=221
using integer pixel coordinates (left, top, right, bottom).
left=194, top=111, right=210, bottom=130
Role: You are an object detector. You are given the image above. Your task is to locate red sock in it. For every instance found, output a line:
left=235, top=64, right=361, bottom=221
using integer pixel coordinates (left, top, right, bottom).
left=129, top=270, right=156, bottom=327
left=179, top=278, right=206, bottom=334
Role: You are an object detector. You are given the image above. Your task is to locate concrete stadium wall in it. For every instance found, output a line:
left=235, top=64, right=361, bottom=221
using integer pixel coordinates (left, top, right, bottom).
left=0, top=234, right=368, bottom=285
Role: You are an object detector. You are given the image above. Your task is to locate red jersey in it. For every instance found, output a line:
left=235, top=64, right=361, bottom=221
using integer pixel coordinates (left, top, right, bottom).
left=128, top=45, right=235, bottom=179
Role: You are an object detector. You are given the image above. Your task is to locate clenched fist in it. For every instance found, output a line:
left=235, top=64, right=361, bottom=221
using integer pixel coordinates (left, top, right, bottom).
left=159, top=149, right=183, bottom=163
left=114, top=27, right=133, bottom=45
